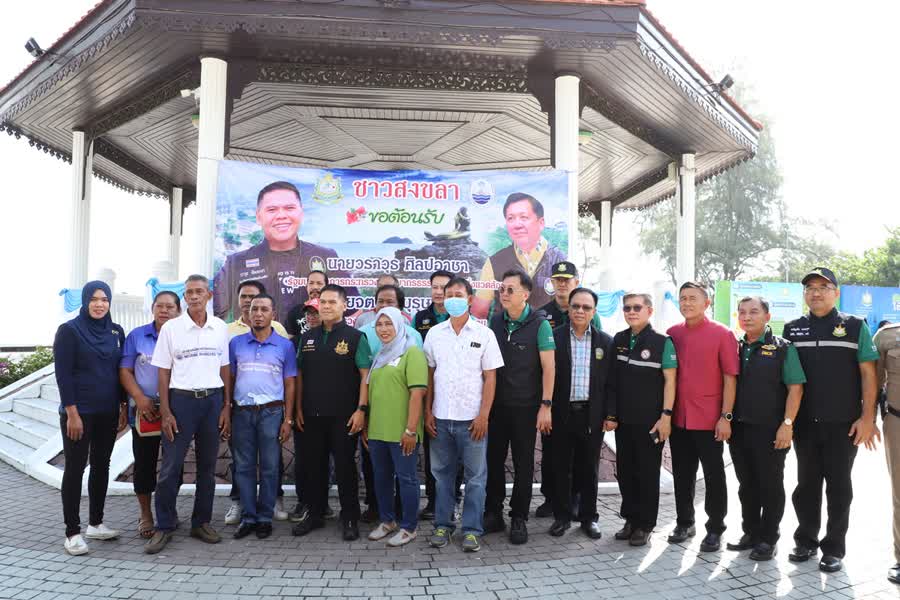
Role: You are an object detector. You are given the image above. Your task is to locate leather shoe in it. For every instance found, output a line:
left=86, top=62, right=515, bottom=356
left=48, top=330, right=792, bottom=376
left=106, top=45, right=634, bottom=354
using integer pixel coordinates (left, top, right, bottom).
left=700, top=532, right=721, bottom=552
left=819, top=555, right=842, bottom=573
left=750, top=542, right=777, bottom=561
left=887, top=563, right=900, bottom=585
left=726, top=533, right=755, bottom=551
left=342, top=520, right=360, bottom=541
left=548, top=520, right=570, bottom=537
left=509, top=517, right=528, bottom=545
left=667, top=525, right=696, bottom=544
left=614, top=522, right=634, bottom=540
left=581, top=521, right=602, bottom=540
left=534, top=501, right=553, bottom=518
left=788, top=545, right=817, bottom=562
left=255, top=523, right=272, bottom=539
left=291, top=517, right=325, bottom=537
left=629, top=528, right=651, bottom=547
left=233, top=522, right=257, bottom=539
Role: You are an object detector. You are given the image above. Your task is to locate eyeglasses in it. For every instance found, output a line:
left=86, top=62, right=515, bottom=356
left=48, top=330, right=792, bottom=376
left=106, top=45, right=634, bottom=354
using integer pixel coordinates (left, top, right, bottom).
left=499, top=287, right=520, bottom=295
left=804, top=285, right=836, bottom=294
left=622, top=304, right=644, bottom=313
left=570, top=303, right=595, bottom=312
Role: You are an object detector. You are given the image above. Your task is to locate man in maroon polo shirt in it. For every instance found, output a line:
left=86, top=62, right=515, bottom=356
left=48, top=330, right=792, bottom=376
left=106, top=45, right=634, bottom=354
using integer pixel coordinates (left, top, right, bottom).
left=666, top=281, right=739, bottom=552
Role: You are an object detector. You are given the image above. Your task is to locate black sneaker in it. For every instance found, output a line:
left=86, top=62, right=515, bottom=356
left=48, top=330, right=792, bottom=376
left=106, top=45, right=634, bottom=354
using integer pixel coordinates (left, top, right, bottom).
left=255, top=523, right=273, bottom=539
left=342, top=520, right=360, bottom=541
left=667, top=525, right=696, bottom=544
left=289, top=503, right=309, bottom=523
left=483, top=512, right=505, bottom=534
left=292, top=517, right=325, bottom=537
left=509, top=517, right=528, bottom=545
left=233, top=522, right=257, bottom=539
left=534, top=501, right=553, bottom=518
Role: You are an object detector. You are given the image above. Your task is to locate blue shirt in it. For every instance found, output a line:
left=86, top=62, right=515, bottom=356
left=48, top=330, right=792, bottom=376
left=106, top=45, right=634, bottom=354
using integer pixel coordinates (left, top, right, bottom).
left=360, top=322, right=423, bottom=355
left=120, top=322, right=161, bottom=425
left=229, top=330, right=298, bottom=406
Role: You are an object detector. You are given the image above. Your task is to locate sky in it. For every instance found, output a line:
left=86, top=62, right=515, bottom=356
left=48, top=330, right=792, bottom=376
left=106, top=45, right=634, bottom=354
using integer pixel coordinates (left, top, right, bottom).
left=0, top=0, right=897, bottom=345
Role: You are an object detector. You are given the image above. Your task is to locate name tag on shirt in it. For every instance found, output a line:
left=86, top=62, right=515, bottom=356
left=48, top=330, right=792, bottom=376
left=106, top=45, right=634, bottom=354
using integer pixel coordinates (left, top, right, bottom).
left=470, top=342, right=482, bottom=348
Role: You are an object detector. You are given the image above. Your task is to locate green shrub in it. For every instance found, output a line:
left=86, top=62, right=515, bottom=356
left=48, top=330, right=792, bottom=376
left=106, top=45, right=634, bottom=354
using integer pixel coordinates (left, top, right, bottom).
left=0, top=347, right=54, bottom=389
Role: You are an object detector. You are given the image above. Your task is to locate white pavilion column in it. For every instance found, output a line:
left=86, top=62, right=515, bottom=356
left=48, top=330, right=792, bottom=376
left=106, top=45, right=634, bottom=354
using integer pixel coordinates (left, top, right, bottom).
left=69, top=130, right=93, bottom=287
left=554, top=73, right=581, bottom=258
left=597, top=200, right=612, bottom=288
left=168, top=186, right=183, bottom=277
left=190, top=56, right=227, bottom=277
left=675, top=153, right=697, bottom=285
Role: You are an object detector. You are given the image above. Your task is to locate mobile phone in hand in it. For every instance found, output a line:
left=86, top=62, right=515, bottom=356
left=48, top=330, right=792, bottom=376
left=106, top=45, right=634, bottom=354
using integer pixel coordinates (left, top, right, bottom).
left=650, top=430, right=661, bottom=444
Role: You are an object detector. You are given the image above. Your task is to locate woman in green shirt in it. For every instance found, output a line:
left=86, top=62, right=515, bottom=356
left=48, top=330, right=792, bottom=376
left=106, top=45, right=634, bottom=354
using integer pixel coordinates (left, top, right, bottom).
left=365, top=307, right=428, bottom=546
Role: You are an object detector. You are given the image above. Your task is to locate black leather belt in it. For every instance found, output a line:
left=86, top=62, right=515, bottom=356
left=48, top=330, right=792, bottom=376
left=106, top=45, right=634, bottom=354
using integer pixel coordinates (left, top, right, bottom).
left=171, top=388, right=221, bottom=398
left=888, top=404, right=900, bottom=419
left=569, top=401, right=590, bottom=410
left=233, top=400, right=285, bottom=411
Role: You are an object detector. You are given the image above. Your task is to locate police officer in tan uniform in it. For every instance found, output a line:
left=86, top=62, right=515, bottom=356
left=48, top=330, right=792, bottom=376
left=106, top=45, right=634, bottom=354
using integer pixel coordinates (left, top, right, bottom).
left=875, top=321, right=900, bottom=585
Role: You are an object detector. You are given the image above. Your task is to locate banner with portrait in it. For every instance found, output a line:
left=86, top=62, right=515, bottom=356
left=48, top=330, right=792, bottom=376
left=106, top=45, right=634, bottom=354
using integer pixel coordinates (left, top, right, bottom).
left=212, top=160, right=570, bottom=323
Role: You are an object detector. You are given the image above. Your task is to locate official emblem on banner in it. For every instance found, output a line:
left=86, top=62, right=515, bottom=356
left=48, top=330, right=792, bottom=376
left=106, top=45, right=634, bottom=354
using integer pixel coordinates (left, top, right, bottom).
left=309, top=256, right=326, bottom=272
left=335, top=340, right=349, bottom=355
left=312, top=173, right=343, bottom=205
left=833, top=324, right=847, bottom=338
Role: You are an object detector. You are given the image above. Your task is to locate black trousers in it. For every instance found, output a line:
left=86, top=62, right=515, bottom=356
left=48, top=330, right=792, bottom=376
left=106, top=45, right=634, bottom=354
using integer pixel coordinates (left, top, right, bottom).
left=670, top=426, right=727, bottom=534
left=302, top=415, right=360, bottom=521
left=486, top=404, right=539, bottom=520
left=131, top=427, right=161, bottom=495
left=60, top=411, right=118, bottom=537
left=615, top=423, right=663, bottom=530
left=729, top=422, right=788, bottom=545
left=551, top=405, right=603, bottom=523
left=792, top=421, right=858, bottom=557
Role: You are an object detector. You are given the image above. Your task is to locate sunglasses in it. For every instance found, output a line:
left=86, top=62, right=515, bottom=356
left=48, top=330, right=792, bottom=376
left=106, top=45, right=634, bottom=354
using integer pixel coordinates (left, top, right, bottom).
left=622, top=304, right=645, bottom=313
left=570, top=303, right=595, bottom=312
left=499, top=287, right=520, bottom=295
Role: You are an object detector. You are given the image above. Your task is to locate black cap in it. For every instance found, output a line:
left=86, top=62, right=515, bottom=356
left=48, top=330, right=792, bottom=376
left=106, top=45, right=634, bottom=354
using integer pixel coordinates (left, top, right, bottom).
left=801, top=267, right=838, bottom=287
left=550, top=261, right=578, bottom=279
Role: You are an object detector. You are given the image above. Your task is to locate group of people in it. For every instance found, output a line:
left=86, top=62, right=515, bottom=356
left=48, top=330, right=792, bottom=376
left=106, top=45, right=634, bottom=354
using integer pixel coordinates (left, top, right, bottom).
left=52, top=261, right=900, bottom=583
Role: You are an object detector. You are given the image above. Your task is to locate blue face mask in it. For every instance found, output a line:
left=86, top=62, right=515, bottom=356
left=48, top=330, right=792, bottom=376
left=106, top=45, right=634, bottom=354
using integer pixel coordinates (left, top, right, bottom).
left=443, top=297, right=469, bottom=318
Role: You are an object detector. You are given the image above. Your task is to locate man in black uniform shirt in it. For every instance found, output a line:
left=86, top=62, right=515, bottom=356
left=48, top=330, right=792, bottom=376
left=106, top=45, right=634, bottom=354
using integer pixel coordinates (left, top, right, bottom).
left=291, top=285, right=373, bottom=541
left=783, top=268, right=880, bottom=573
left=284, top=270, right=328, bottom=340
left=728, top=296, right=805, bottom=561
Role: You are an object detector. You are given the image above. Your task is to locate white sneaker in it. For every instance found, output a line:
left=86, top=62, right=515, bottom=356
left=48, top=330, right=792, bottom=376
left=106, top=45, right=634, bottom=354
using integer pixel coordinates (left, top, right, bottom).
left=368, top=521, right=398, bottom=541
left=387, top=529, right=417, bottom=547
left=64, top=534, right=89, bottom=555
left=225, top=501, right=242, bottom=525
left=274, top=497, right=288, bottom=521
left=84, top=523, right=119, bottom=540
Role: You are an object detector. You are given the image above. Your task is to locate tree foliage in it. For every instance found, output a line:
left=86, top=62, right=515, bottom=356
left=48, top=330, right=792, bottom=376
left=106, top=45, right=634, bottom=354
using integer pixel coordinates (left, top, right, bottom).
left=830, top=228, right=900, bottom=287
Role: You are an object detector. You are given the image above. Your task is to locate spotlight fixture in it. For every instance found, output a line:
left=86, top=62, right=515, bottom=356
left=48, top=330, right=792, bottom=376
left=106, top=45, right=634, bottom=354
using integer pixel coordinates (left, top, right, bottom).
left=24, top=37, right=44, bottom=58
left=716, top=74, right=735, bottom=93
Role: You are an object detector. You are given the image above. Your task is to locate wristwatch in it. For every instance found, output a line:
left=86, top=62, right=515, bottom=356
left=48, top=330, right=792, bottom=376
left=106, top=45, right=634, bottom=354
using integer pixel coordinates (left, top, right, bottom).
left=721, top=412, right=733, bottom=422
left=783, top=417, right=793, bottom=427
left=357, top=404, right=369, bottom=415
left=285, top=419, right=295, bottom=426
left=403, top=428, right=417, bottom=438
left=541, top=399, right=552, bottom=407
left=661, top=409, right=673, bottom=416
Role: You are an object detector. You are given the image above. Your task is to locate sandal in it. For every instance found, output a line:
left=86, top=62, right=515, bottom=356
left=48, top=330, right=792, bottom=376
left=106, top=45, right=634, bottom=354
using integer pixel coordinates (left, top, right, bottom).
left=138, top=518, right=155, bottom=539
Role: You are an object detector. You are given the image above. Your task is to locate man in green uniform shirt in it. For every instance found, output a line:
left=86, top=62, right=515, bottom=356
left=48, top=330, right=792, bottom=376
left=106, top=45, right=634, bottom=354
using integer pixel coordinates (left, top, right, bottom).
left=727, top=296, right=805, bottom=561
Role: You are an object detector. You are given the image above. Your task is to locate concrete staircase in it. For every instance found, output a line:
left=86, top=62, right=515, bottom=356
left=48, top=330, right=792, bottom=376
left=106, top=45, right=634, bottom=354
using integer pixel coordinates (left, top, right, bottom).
left=0, top=377, right=59, bottom=470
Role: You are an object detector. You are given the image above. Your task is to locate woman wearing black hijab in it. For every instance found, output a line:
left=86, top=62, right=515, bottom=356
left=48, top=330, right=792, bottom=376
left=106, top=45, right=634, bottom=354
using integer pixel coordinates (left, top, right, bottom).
left=53, top=281, right=128, bottom=555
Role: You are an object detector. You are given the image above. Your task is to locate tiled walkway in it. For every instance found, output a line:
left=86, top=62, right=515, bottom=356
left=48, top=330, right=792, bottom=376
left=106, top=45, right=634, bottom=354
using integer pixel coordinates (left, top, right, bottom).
left=0, top=446, right=896, bottom=599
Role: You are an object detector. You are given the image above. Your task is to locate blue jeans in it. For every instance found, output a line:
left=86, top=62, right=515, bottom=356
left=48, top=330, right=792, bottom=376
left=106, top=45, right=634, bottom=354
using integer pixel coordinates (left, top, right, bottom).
left=430, top=419, right=487, bottom=536
left=155, top=390, right=221, bottom=532
left=369, top=439, right=419, bottom=531
left=232, top=405, right=283, bottom=524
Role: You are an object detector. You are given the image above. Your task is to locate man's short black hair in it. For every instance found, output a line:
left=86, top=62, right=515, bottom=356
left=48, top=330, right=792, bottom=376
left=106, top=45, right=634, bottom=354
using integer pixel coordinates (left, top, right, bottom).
left=320, top=284, right=347, bottom=302
left=501, top=269, right=533, bottom=293
left=679, top=281, right=709, bottom=299
left=444, top=277, right=473, bottom=296
left=152, top=291, right=181, bottom=310
left=429, top=269, right=454, bottom=284
left=250, top=293, right=276, bottom=308
left=237, top=280, right=266, bottom=295
left=375, top=284, right=406, bottom=311
left=502, top=192, right=544, bottom=219
left=738, top=295, right=770, bottom=313
left=307, top=270, right=329, bottom=285
left=257, top=181, right=302, bottom=206
left=569, top=287, right=598, bottom=307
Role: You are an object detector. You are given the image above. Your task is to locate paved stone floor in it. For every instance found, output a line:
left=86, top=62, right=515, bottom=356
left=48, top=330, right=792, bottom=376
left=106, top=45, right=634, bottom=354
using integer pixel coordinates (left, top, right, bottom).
left=0, top=446, right=897, bottom=599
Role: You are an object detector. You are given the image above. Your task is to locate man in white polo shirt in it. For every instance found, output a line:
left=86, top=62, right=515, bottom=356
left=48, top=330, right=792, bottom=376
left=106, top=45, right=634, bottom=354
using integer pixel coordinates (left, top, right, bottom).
left=145, top=274, right=232, bottom=554
left=424, top=277, right=504, bottom=553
